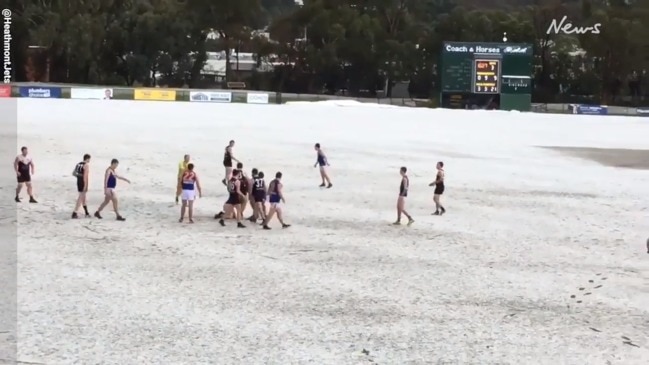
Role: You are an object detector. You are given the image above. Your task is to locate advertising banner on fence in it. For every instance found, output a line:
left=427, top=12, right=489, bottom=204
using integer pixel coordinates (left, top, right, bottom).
left=570, top=104, right=607, bottom=115
left=71, top=88, right=113, bottom=99
left=189, top=91, right=231, bottom=102
left=19, top=86, right=62, bottom=98
left=246, top=93, right=269, bottom=104
left=133, top=89, right=176, bottom=101
left=0, top=85, right=10, bottom=97
left=636, top=107, right=649, bottom=116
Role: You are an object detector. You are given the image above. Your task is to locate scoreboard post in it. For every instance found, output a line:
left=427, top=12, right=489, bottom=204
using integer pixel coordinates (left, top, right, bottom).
left=440, top=42, right=533, bottom=111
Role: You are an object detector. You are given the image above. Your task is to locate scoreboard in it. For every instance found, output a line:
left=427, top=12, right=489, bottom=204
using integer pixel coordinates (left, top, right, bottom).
left=473, top=59, right=500, bottom=93
left=440, top=42, right=533, bottom=110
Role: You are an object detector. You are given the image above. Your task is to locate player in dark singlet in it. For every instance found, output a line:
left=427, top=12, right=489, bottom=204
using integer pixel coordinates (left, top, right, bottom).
left=313, top=143, right=332, bottom=188
left=236, top=162, right=250, bottom=216
left=71, top=154, right=91, bottom=218
left=247, top=168, right=259, bottom=221
left=262, top=172, right=290, bottom=229
left=250, top=170, right=267, bottom=223
left=429, top=161, right=446, bottom=215
left=94, top=159, right=130, bottom=221
left=14, top=146, right=37, bottom=203
left=219, top=169, right=246, bottom=228
left=222, top=140, right=239, bottom=185
left=394, top=166, right=414, bottom=226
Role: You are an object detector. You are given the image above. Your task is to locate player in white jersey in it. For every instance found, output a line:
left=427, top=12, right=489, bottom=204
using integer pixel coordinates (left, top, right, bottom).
left=179, top=163, right=202, bottom=223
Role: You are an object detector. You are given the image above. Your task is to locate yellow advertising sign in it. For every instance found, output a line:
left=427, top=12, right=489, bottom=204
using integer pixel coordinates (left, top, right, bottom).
left=133, top=89, right=177, bottom=101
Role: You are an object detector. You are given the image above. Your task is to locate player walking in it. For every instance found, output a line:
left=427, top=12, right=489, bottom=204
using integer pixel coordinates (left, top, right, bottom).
left=14, top=146, right=37, bottom=203
left=250, top=170, right=267, bottom=223
left=71, top=154, right=91, bottom=218
left=429, top=161, right=446, bottom=215
left=314, top=143, right=332, bottom=188
left=262, top=172, right=290, bottom=229
left=394, top=166, right=414, bottom=226
left=94, top=159, right=130, bottom=221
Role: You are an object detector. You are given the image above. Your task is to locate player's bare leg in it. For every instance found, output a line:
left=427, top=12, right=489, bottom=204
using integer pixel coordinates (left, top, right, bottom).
left=248, top=197, right=258, bottom=221
left=110, top=195, right=125, bottom=220
left=25, top=182, right=36, bottom=202
left=240, top=196, right=248, bottom=216
left=275, top=206, right=290, bottom=228
left=219, top=204, right=233, bottom=226
left=95, top=191, right=125, bottom=221
left=175, top=183, right=181, bottom=204
left=74, top=192, right=89, bottom=217
left=187, top=200, right=195, bottom=223
left=394, top=196, right=413, bottom=225
left=433, top=194, right=446, bottom=215
left=319, top=166, right=332, bottom=188
left=262, top=206, right=276, bottom=229
left=15, top=183, right=22, bottom=201
left=222, top=167, right=232, bottom=185
left=179, top=200, right=187, bottom=222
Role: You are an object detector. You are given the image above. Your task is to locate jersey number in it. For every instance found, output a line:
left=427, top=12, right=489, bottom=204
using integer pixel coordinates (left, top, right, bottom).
left=254, top=179, right=264, bottom=189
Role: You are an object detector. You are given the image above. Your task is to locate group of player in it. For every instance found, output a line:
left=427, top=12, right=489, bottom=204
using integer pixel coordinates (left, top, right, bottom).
left=69, top=154, right=131, bottom=220
left=14, top=141, right=447, bottom=226
left=173, top=140, right=334, bottom=229
left=394, top=161, right=446, bottom=226
left=13, top=147, right=131, bottom=220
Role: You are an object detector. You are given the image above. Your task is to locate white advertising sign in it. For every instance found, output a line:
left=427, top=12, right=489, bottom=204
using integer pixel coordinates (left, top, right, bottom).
left=70, top=88, right=113, bottom=99
left=246, top=93, right=269, bottom=104
left=189, top=91, right=232, bottom=102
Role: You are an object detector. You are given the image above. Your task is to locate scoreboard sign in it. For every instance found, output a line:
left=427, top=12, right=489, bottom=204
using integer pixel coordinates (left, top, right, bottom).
left=473, top=59, right=500, bottom=93
left=440, top=41, right=533, bottom=110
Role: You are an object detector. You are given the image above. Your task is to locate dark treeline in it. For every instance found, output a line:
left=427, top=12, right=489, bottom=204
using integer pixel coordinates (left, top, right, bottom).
left=7, top=0, right=649, bottom=104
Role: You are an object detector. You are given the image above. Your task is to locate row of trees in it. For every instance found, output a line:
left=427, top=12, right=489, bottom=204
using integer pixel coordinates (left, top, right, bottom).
left=8, top=0, right=649, bottom=104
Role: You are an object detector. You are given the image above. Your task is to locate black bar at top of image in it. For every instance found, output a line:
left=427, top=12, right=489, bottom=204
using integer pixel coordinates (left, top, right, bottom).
left=0, top=98, right=18, bottom=363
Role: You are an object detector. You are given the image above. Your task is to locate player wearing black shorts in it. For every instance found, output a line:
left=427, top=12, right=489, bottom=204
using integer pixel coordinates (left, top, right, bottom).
left=72, top=154, right=91, bottom=218
left=394, top=166, right=414, bottom=226
left=247, top=168, right=258, bottom=221
left=14, top=146, right=37, bottom=203
left=222, top=140, right=239, bottom=185
left=250, top=171, right=267, bottom=223
left=237, top=162, right=250, bottom=216
left=429, top=161, right=446, bottom=215
left=219, top=169, right=245, bottom=228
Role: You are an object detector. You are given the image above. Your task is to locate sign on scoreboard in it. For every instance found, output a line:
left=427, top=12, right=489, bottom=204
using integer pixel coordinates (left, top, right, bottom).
left=440, top=41, right=533, bottom=111
left=473, top=59, right=500, bottom=93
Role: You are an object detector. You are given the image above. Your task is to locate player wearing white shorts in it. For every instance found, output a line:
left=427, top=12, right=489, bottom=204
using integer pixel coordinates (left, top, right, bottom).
left=179, top=163, right=202, bottom=223
left=94, top=159, right=130, bottom=221
left=262, top=172, right=290, bottom=230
